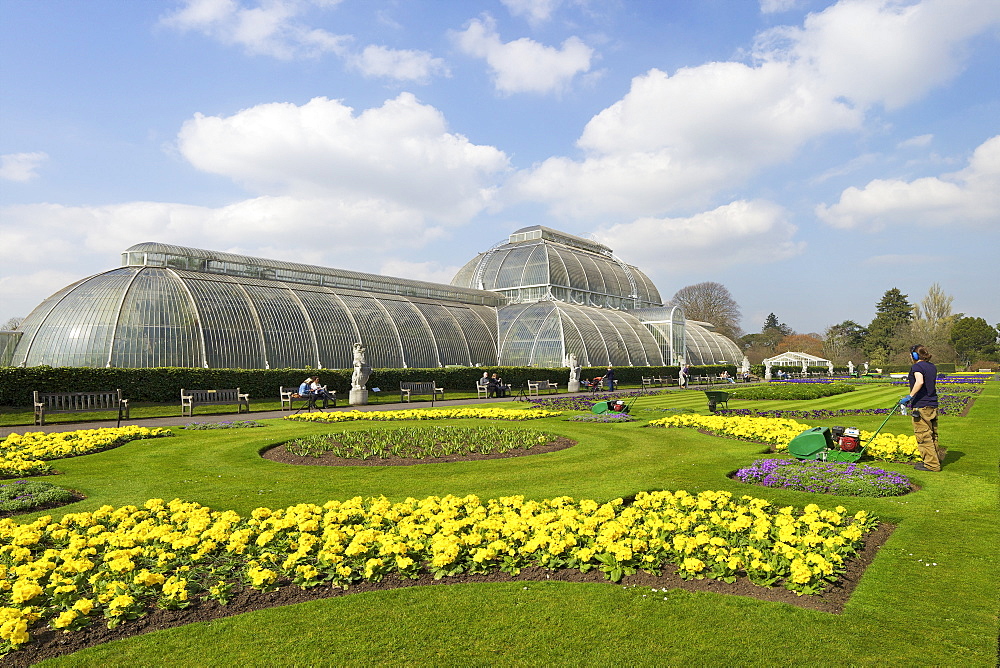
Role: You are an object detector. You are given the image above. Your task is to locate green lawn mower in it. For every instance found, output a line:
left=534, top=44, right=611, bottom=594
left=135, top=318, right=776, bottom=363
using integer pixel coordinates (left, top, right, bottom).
left=591, top=396, right=637, bottom=415
left=787, top=400, right=905, bottom=463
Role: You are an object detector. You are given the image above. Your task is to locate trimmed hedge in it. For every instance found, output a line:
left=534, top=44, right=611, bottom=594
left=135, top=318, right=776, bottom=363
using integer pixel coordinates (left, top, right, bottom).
left=0, top=364, right=735, bottom=407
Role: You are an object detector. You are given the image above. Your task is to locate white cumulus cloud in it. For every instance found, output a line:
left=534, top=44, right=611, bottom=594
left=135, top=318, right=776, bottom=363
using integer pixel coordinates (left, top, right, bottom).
left=378, top=259, right=462, bottom=285
left=0, top=152, right=49, bottom=182
left=509, top=0, right=1000, bottom=220
left=0, top=195, right=450, bottom=319
left=160, top=0, right=348, bottom=59
left=452, top=15, right=593, bottom=95
left=760, top=0, right=800, bottom=13
left=592, top=200, right=805, bottom=275
left=816, top=135, right=1000, bottom=229
left=176, top=94, right=510, bottom=223
left=349, top=45, right=449, bottom=82
left=501, top=0, right=564, bottom=24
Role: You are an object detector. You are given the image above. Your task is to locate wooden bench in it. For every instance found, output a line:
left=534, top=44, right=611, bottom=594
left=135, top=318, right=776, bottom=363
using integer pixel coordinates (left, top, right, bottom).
left=33, top=389, right=129, bottom=426
left=642, top=376, right=670, bottom=388
left=400, top=382, right=444, bottom=403
left=279, top=386, right=336, bottom=412
left=476, top=380, right=490, bottom=399
left=527, top=380, right=559, bottom=395
left=181, top=388, right=250, bottom=417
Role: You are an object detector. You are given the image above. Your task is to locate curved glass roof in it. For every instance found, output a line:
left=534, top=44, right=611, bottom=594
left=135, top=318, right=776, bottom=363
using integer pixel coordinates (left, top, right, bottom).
left=13, top=266, right=499, bottom=369
left=451, top=226, right=662, bottom=309
left=497, top=300, right=667, bottom=368
left=12, top=233, right=746, bottom=371
left=682, top=320, right=744, bottom=366
left=123, top=242, right=505, bottom=308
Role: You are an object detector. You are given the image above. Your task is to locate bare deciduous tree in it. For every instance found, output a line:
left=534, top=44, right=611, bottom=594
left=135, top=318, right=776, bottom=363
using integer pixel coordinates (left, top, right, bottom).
left=668, top=282, right=742, bottom=342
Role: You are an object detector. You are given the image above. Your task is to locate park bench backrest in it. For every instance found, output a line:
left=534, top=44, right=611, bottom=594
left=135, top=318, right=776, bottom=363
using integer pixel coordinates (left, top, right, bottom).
left=400, top=382, right=437, bottom=395
left=34, top=389, right=125, bottom=413
left=33, top=389, right=128, bottom=426
left=182, top=389, right=244, bottom=403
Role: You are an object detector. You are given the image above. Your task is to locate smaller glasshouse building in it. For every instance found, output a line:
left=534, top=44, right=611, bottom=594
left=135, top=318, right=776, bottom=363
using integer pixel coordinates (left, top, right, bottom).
left=4, top=226, right=744, bottom=370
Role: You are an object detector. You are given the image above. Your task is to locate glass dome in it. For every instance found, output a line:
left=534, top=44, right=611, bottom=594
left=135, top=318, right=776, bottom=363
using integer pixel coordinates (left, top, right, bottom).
left=452, top=226, right=662, bottom=310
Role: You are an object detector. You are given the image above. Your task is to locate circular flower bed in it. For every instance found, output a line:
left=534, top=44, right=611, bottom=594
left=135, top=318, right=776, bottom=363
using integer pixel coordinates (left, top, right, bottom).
left=566, top=413, right=636, bottom=423
left=281, top=425, right=560, bottom=461
left=283, top=406, right=560, bottom=422
left=183, top=420, right=267, bottom=430
left=735, top=458, right=912, bottom=497
left=0, top=480, right=81, bottom=518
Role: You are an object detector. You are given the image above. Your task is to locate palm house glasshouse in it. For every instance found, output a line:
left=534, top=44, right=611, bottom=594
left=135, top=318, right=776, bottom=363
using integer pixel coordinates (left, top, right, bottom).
left=4, top=226, right=744, bottom=370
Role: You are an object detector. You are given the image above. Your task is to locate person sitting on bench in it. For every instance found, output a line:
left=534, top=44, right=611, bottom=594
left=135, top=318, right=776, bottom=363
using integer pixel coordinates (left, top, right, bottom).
left=310, top=376, right=334, bottom=407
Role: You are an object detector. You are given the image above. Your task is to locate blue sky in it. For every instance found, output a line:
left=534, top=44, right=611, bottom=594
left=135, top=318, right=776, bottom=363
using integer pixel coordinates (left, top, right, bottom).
left=2, top=0, right=998, bottom=337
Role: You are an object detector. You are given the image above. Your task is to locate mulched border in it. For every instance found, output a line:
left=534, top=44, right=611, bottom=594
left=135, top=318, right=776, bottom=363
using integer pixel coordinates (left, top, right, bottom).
left=5, top=522, right=895, bottom=667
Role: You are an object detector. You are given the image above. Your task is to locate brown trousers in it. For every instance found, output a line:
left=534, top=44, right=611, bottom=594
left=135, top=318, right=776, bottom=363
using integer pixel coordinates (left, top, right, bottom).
left=912, top=406, right=944, bottom=471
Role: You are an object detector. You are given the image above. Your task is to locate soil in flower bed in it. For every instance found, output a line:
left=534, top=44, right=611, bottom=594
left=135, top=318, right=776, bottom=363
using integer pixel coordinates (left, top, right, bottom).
left=260, top=436, right=577, bottom=466
left=6, top=522, right=894, bottom=667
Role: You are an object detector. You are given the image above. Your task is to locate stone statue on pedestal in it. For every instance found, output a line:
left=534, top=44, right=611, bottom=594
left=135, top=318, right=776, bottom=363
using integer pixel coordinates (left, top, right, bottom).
left=350, top=343, right=371, bottom=405
left=567, top=353, right=582, bottom=392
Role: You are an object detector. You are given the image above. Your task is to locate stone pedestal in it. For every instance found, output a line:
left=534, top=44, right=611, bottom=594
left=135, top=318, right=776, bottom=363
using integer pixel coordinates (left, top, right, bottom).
left=567, top=380, right=581, bottom=393
left=349, top=389, right=369, bottom=406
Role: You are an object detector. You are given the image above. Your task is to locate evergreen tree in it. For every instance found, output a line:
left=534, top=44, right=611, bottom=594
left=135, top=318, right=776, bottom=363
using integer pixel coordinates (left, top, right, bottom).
left=865, top=288, right=913, bottom=365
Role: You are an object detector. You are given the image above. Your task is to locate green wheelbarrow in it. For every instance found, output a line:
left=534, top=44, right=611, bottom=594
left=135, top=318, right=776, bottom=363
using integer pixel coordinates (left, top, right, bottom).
left=787, top=400, right=903, bottom=463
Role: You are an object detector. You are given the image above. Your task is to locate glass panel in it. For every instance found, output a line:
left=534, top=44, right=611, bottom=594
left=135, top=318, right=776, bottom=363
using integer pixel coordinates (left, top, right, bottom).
left=11, top=278, right=86, bottom=366
left=413, top=302, right=469, bottom=366
left=295, top=289, right=358, bottom=369
left=559, top=251, right=589, bottom=292
left=378, top=298, right=439, bottom=369
left=111, top=268, right=202, bottom=368
left=494, top=245, right=535, bottom=289
left=520, top=244, right=549, bottom=286
left=23, top=269, right=135, bottom=367
left=577, top=254, right=607, bottom=299
left=186, top=278, right=263, bottom=369
left=337, top=294, right=403, bottom=369
left=450, top=304, right=498, bottom=367
left=246, top=285, right=314, bottom=369
left=546, top=246, right=568, bottom=288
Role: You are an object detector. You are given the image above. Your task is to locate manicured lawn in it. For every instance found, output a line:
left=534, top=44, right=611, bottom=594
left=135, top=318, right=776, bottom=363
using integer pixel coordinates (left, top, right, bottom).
left=13, top=382, right=1000, bottom=666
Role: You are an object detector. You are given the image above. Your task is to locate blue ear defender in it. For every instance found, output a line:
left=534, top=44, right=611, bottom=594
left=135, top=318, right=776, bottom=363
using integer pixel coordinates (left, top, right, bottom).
left=912, top=351, right=919, bottom=361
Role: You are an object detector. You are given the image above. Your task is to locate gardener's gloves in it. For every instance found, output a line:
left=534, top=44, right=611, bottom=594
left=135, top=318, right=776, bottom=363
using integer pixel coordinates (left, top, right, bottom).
left=899, top=395, right=912, bottom=405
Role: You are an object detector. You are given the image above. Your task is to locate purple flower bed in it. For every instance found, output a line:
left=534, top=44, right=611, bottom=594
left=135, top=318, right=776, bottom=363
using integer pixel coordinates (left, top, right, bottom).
left=717, top=389, right=974, bottom=418
left=735, top=458, right=912, bottom=497
left=566, top=412, right=636, bottom=422
left=529, top=390, right=651, bottom=412
left=716, top=407, right=896, bottom=420
left=770, top=378, right=837, bottom=384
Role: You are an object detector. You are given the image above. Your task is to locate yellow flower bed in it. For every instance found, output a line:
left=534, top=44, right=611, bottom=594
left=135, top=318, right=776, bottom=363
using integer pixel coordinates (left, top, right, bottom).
left=284, top=406, right=561, bottom=422
left=648, top=414, right=919, bottom=462
left=0, top=427, right=173, bottom=478
left=0, top=491, right=877, bottom=653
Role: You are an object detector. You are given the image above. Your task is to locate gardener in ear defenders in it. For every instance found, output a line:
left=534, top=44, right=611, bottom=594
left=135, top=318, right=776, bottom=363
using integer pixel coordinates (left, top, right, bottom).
left=899, top=344, right=944, bottom=472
